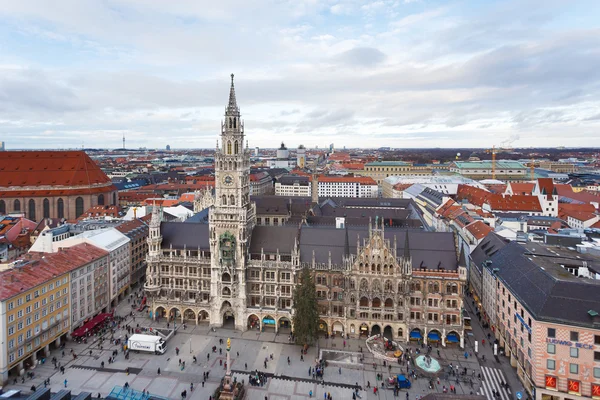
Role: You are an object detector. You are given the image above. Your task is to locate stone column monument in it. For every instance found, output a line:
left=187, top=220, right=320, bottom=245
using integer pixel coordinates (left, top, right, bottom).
left=219, top=338, right=235, bottom=400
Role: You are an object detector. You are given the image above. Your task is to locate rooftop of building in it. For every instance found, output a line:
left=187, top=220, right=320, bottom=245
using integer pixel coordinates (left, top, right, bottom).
left=278, top=175, right=310, bottom=185
left=383, top=175, right=483, bottom=185
left=0, top=243, right=108, bottom=301
left=451, top=160, right=526, bottom=170
left=0, top=150, right=113, bottom=190
left=486, top=241, right=600, bottom=328
left=365, top=161, right=411, bottom=167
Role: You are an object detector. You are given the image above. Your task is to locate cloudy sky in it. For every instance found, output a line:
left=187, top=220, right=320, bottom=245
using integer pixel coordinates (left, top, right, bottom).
left=1, top=0, right=599, bottom=150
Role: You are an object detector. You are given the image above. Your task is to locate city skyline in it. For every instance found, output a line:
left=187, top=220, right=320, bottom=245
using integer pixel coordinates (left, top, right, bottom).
left=1, top=0, right=600, bottom=149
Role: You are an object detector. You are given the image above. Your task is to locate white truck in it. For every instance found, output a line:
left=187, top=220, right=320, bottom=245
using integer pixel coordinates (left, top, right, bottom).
left=127, top=334, right=167, bottom=355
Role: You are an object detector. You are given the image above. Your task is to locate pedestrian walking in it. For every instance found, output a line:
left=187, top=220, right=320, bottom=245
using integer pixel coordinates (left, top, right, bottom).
left=64, top=379, right=68, bottom=387
left=157, top=367, right=161, bottom=375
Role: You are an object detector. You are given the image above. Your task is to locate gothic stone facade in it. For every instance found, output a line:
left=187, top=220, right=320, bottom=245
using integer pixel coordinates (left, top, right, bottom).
left=144, top=76, right=467, bottom=346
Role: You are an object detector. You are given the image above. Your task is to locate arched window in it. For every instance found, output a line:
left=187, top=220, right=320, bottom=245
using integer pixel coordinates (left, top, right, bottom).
left=98, top=194, right=105, bottom=206
left=222, top=195, right=227, bottom=205
left=112, top=192, right=117, bottom=205
left=230, top=195, right=235, bottom=206
left=13, top=199, right=20, bottom=212
left=233, top=117, right=236, bottom=128
left=43, top=198, right=50, bottom=219
left=229, top=118, right=232, bottom=128
left=234, top=141, right=239, bottom=155
left=57, top=198, right=64, bottom=219
left=0, top=200, right=5, bottom=214
left=28, top=199, right=36, bottom=221
left=233, top=161, right=237, bottom=169
left=227, top=141, right=232, bottom=155
left=75, top=197, right=84, bottom=218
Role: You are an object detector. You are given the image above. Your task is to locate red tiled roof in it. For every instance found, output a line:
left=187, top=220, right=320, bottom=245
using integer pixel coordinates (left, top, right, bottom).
left=138, top=182, right=214, bottom=191
left=456, top=185, right=493, bottom=207
left=79, top=205, right=121, bottom=220
left=115, top=218, right=148, bottom=235
left=118, top=192, right=155, bottom=202
left=436, top=199, right=458, bottom=217
left=565, top=211, right=597, bottom=222
left=340, top=163, right=365, bottom=170
left=250, top=171, right=270, bottom=182
left=591, top=220, right=600, bottom=229
left=465, top=220, right=493, bottom=240
left=487, top=195, right=542, bottom=212
left=507, top=183, right=534, bottom=195
left=555, top=185, right=600, bottom=208
left=457, top=184, right=542, bottom=212
left=328, top=153, right=351, bottom=161
left=0, top=243, right=108, bottom=301
left=142, top=198, right=180, bottom=206
left=483, top=183, right=508, bottom=194
left=179, top=193, right=196, bottom=202
left=536, top=178, right=556, bottom=200
left=0, top=151, right=115, bottom=197
left=558, top=203, right=597, bottom=220
left=393, top=183, right=414, bottom=191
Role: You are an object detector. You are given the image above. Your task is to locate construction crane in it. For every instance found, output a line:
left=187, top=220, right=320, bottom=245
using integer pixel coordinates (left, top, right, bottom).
left=485, top=145, right=497, bottom=180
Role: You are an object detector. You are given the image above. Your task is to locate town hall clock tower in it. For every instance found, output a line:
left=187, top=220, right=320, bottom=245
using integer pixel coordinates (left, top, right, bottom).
left=209, top=74, right=256, bottom=330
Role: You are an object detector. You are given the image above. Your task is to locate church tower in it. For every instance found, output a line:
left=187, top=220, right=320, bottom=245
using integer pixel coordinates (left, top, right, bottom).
left=209, top=74, right=256, bottom=330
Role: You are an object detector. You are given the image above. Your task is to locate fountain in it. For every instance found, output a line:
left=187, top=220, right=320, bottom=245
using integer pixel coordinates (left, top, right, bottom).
left=365, top=335, right=404, bottom=362
left=415, top=355, right=441, bottom=373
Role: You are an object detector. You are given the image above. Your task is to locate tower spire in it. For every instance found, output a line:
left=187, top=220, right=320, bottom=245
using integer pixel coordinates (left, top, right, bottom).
left=227, top=73, right=239, bottom=115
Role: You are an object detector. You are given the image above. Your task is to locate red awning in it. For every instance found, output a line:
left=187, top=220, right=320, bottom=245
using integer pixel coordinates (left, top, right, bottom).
left=71, top=313, right=112, bottom=338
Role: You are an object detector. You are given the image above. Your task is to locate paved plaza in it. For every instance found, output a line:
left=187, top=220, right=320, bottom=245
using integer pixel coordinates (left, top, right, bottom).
left=4, top=293, right=525, bottom=400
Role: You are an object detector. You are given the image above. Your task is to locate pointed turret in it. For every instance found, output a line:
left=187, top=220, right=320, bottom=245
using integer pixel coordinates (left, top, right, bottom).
left=458, top=246, right=467, bottom=267
left=344, top=223, right=350, bottom=258
left=150, top=203, right=162, bottom=228
left=226, top=73, right=239, bottom=116
left=403, top=230, right=411, bottom=260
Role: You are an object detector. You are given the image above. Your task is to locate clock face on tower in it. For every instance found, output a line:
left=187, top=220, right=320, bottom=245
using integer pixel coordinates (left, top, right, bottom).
left=223, top=175, right=234, bottom=186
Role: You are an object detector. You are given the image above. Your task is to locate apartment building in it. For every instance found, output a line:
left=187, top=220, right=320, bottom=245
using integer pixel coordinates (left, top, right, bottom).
left=449, top=161, right=527, bottom=180
left=275, top=175, right=311, bottom=197
left=116, top=218, right=149, bottom=288
left=317, top=176, right=378, bottom=198
left=480, top=241, right=600, bottom=400
left=0, top=244, right=107, bottom=384
left=29, top=227, right=131, bottom=307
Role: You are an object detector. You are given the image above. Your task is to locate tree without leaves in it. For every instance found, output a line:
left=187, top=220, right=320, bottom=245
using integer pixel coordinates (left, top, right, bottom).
left=292, top=267, right=319, bottom=346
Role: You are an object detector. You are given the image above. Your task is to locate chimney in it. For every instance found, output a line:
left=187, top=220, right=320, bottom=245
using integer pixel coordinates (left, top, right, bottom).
left=311, top=173, right=319, bottom=205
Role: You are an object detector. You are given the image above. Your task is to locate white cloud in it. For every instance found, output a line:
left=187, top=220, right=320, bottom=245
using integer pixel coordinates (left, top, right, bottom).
left=0, top=0, right=599, bottom=149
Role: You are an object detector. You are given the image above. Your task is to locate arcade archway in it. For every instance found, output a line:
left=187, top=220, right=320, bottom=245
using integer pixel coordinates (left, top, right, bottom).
left=359, top=323, right=369, bottom=337
left=318, top=320, right=328, bottom=336
left=371, top=324, right=381, bottom=336
left=221, top=301, right=234, bottom=328
left=154, top=306, right=166, bottom=321
left=278, top=317, right=292, bottom=333
left=183, top=309, right=196, bottom=322
left=198, top=310, right=209, bottom=324
left=248, top=314, right=260, bottom=330
left=383, top=325, right=393, bottom=340
left=262, top=315, right=276, bottom=331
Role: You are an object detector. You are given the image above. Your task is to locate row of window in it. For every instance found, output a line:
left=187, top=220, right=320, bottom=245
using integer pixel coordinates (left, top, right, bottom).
left=7, top=322, right=68, bottom=364
left=0, top=195, right=113, bottom=219
left=7, top=282, right=67, bottom=311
